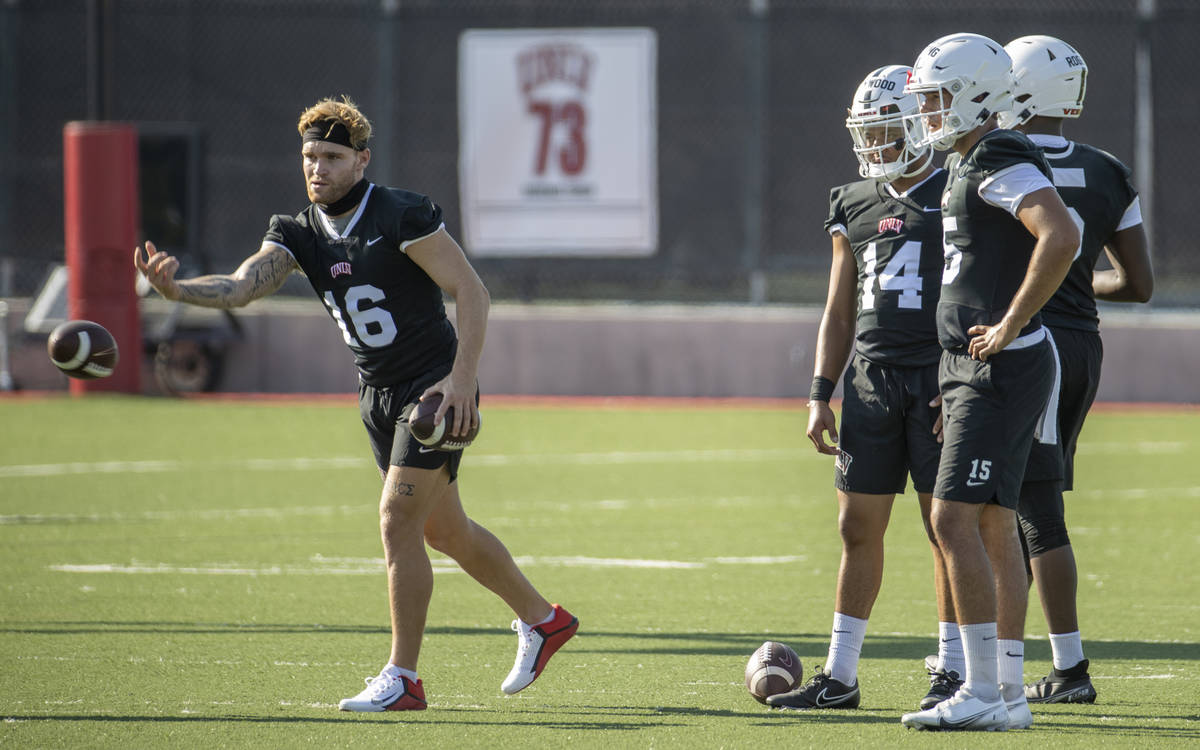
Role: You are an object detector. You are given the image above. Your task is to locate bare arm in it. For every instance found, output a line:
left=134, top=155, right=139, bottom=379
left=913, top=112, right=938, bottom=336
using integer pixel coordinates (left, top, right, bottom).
left=134, top=240, right=296, bottom=309
left=1094, top=224, right=1154, bottom=302
left=406, top=227, right=490, bottom=437
left=967, top=187, right=1079, bottom=360
left=807, top=233, right=857, bottom=455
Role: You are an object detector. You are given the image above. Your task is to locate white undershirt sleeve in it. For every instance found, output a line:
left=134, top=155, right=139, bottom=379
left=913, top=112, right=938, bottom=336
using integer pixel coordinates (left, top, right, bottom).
left=1116, top=196, right=1143, bottom=231
left=978, top=162, right=1056, bottom=217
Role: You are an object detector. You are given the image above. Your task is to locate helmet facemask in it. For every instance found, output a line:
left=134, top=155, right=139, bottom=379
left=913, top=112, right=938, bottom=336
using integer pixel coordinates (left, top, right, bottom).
left=846, top=105, right=931, bottom=182
left=845, top=65, right=933, bottom=182
left=902, top=83, right=970, bottom=152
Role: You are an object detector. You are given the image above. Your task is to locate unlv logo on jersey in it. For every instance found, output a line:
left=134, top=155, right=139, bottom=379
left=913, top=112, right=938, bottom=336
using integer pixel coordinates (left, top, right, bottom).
left=330, top=261, right=352, bottom=279
left=878, top=217, right=904, bottom=234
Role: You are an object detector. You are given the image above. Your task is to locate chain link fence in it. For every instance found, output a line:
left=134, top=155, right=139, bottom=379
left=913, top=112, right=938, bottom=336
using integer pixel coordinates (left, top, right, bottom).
left=2, top=0, right=1195, bottom=306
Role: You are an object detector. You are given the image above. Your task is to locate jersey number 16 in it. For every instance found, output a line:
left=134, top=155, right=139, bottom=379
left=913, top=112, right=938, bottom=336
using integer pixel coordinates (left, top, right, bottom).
left=323, top=285, right=398, bottom=348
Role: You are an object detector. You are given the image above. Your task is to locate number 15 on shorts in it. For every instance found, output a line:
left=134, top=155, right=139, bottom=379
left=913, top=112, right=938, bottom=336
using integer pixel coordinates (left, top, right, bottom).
left=967, top=458, right=992, bottom=487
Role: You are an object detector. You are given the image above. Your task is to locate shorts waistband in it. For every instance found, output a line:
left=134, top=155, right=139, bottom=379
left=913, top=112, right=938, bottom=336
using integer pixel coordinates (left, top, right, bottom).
left=1004, top=326, right=1047, bottom=351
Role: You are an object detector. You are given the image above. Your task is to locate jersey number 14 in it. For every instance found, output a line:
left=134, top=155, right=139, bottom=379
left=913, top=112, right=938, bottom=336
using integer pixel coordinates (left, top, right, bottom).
left=862, top=240, right=925, bottom=311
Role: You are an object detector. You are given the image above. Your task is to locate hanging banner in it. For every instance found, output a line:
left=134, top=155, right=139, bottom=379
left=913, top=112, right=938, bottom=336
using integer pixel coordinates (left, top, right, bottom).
left=458, top=28, right=657, bottom=257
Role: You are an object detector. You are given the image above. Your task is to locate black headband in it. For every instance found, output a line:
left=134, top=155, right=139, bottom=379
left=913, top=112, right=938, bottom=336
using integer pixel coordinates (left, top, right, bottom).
left=302, top=119, right=363, bottom=150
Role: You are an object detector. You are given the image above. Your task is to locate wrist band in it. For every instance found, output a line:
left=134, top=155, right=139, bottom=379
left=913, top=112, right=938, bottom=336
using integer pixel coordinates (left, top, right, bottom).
left=809, top=375, right=835, bottom=403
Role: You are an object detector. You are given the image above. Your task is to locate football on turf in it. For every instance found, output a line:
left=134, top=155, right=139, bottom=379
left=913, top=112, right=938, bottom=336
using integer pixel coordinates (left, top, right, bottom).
left=46, top=320, right=119, bottom=379
left=408, top=393, right=479, bottom=450
left=745, top=641, right=803, bottom=703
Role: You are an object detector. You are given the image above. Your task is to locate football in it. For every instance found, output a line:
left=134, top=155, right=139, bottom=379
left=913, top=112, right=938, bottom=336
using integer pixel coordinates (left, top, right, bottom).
left=745, top=641, right=803, bottom=704
left=408, top=393, right=479, bottom=450
left=46, top=320, right=119, bottom=379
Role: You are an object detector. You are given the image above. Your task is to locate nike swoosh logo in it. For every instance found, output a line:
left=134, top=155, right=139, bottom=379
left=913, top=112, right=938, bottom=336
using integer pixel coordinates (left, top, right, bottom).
left=1005, top=651, right=1024, bottom=658
left=418, top=446, right=438, bottom=454
left=982, top=635, right=997, bottom=641
left=814, top=687, right=855, bottom=707
left=940, top=637, right=960, bottom=643
left=833, top=630, right=852, bottom=634
left=937, top=707, right=999, bottom=729
left=966, top=479, right=987, bottom=487
left=366, top=236, right=384, bottom=246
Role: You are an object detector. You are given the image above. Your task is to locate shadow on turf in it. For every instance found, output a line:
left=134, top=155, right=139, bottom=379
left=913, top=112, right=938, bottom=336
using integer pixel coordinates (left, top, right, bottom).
left=0, top=712, right=682, bottom=732
left=5, top=712, right=1195, bottom=740
left=4, top=623, right=1199, bottom=664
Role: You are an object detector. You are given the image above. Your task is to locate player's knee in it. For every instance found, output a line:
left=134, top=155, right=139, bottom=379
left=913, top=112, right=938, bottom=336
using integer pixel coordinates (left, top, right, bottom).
left=837, top=503, right=886, bottom=548
left=1017, top=480, right=1070, bottom=556
left=378, top=489, right=424, bottom=533
left=424, top=519, right=466, bottom=556
left=1019, top=514, right=1071, bottom=557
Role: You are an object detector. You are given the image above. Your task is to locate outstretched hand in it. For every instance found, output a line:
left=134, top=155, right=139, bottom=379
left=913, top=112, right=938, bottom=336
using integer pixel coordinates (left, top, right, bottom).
left=134, top=241, right=182, bottom=301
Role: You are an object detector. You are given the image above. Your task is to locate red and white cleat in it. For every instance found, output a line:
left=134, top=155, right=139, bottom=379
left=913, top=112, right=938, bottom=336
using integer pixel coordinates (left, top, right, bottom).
left=501, top=604, right=579, bottom=694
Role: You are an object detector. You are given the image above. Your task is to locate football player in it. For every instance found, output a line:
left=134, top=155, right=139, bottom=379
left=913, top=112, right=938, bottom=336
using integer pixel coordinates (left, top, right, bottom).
left=1000, top=35, right=1154, bottom=705
left=897, top=33, right=1079, bottom=732
left=767, top=65, right=957, bottom=711
left=135, top=96, right=578, bottom=711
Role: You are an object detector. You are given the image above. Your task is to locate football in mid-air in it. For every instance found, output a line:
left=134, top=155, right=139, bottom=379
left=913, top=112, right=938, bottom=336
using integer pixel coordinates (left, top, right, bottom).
left=408, top=393, right=479, bottom=450
left=745, top=641, right=803, bottom=704
left=46, top=320, right=119, bottom=379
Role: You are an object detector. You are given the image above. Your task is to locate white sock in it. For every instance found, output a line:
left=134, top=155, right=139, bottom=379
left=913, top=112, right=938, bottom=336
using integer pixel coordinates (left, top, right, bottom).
left=998, top=639, right=1024, bottom=702
left=383, top=664, right=418, bottom=682
left=938, top=621, right=965, bottom=677
left=1049, top=631, right=1085, bottom=670
left=960, top=622, right=1000, bottom=701
left=825, top=612, right=868, bottom=685
left=532, top=608, right=556, bottom=626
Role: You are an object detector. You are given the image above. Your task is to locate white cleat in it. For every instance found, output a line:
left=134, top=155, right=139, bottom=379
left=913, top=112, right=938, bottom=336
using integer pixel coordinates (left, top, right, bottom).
left=901, top=688, right=1009, bottom=731
left=501, top=604, right=579, bottom=694
left=337, top=672, right=426, bottom=712
left=1005, top=695, right=1033, bottom=729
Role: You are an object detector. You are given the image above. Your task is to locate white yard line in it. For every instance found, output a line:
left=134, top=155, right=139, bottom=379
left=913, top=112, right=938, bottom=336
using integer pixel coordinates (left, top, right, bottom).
left=47, top=554, right=808, bottom=577
left=2, top=441, right=1183, bottom=481
left=0, top=448, right=802, bottom=480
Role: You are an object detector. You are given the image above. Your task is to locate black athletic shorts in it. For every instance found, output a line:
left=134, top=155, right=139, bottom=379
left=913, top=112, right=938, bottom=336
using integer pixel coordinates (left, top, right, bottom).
left=835, top=355, right=942, bottom=495
left=934, top=340, right=1055, bottom=508
left=1022, top=326, right=1102, bottom=489
left=358, top=360, right=473, bottom=481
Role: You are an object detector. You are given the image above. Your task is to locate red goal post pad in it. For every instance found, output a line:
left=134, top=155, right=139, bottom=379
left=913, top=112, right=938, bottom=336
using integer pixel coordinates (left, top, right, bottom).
left=63, top=121, right=142, bottom=394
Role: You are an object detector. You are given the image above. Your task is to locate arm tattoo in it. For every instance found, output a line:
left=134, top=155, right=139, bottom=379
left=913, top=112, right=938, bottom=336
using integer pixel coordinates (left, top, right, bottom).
left=175, top=247, right=296, bottom=308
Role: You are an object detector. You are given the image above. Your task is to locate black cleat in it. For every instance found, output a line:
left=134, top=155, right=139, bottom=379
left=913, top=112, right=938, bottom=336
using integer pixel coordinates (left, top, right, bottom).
left=766, top=668, right=861, bottom=710
left=1024, top=659, right=1097, bottom=704
left=920, top=654, right=964, bottom=710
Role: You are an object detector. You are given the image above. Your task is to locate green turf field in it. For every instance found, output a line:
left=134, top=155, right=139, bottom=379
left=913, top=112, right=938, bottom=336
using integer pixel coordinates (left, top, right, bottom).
left=1, top=396, right=1197, bottom=748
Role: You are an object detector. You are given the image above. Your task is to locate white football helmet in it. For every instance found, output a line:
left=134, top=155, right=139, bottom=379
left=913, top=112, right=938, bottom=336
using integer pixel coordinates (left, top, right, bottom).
left=996, top=35, right=1088, bottom=129
left=844, top=65, right=932, bottom=182
left=904, top=32, right=1015, bottom=151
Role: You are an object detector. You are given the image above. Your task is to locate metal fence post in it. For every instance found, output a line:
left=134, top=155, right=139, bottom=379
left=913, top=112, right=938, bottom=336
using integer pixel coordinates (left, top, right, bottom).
left=744, top=0, right=769, bottom=304
left=1134, top=0, right=1156, bottom=268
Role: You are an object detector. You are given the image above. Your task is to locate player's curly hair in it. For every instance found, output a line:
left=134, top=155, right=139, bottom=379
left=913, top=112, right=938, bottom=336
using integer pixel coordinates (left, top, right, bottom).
left=297, top=95, right=373, bottom=150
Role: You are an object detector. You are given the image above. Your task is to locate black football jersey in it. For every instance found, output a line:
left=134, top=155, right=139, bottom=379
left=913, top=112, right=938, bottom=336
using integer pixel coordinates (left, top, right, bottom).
left=1035, top=139, right=1139, bottom=332
left=824, top=170, right=947, bottom=366
left=263, top=184, right=458, bottom=386
left=937, top=129, right=1053, bottom=350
